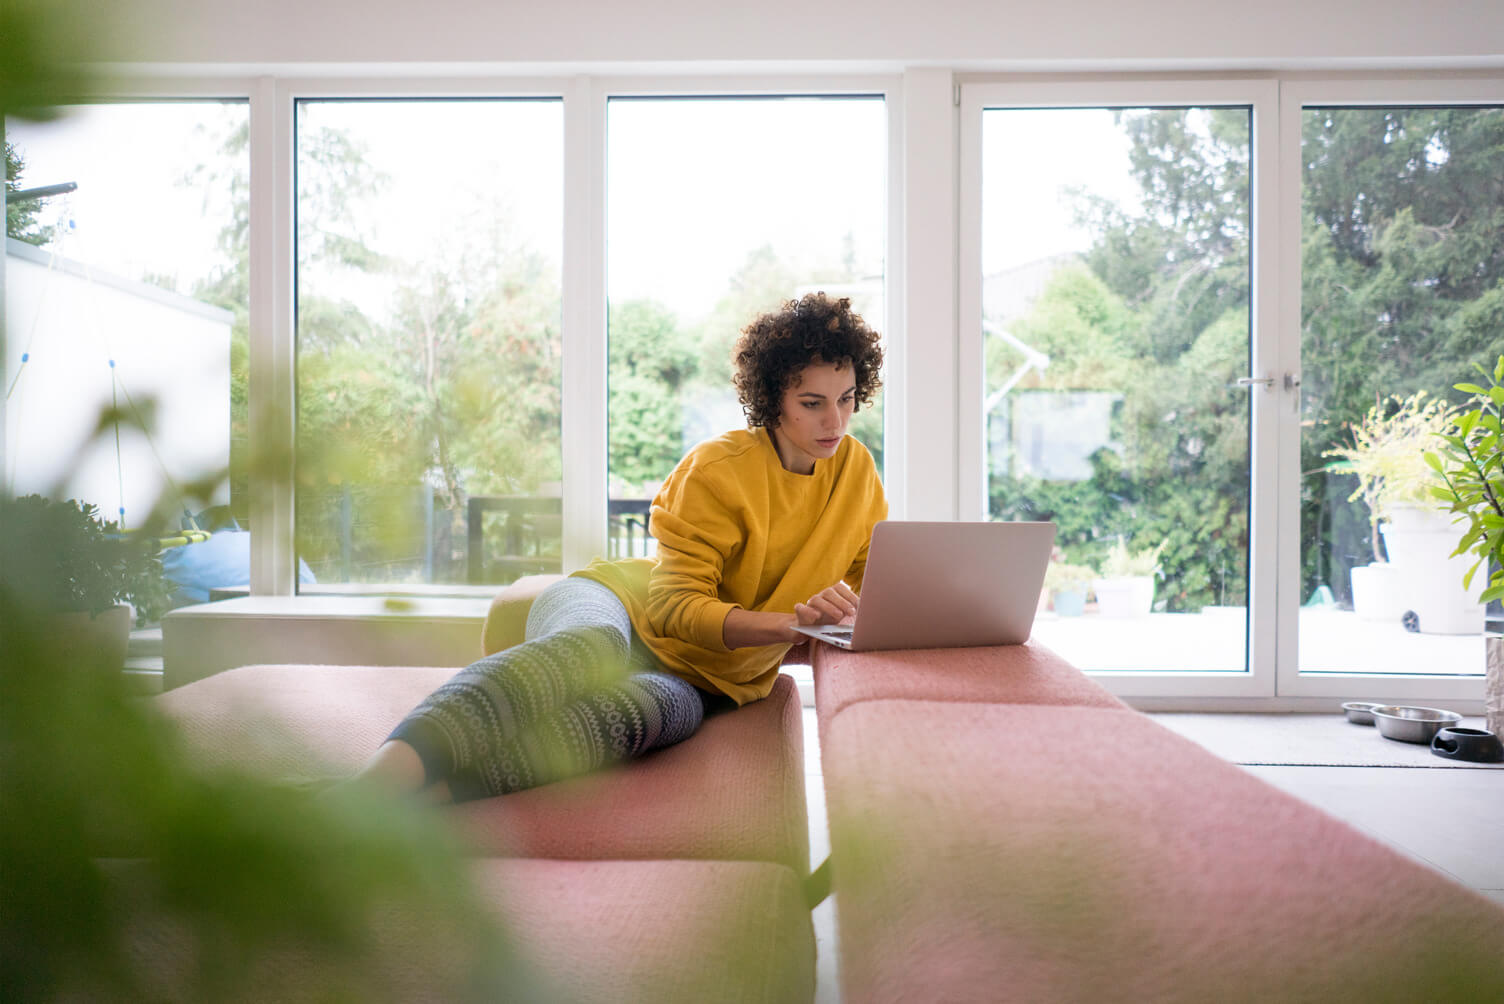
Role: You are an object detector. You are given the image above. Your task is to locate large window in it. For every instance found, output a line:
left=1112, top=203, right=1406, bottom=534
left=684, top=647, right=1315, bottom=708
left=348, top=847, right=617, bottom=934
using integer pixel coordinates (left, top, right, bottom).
left=976, top=104, right=1254, bottom=674
left=1295, top=105, right=1502, bottom=680
left=605, top=94, right=887, bottom=550
left=5, top=100, right=247, bottom=566
left=292, top=99, right=563, bottom=590
left=26, top=72, right=1498, bottom=707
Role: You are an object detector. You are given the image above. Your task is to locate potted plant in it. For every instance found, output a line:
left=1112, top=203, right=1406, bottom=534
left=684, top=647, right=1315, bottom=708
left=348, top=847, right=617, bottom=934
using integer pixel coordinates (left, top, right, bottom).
left=1324, top=391, right=1482, bottom=631
left=1091, top=538, right=1162, bottom=618
left=1425, top=354, right=1504, bottom=735
left=0, top=495, right=168, bottom=673
left=1044, top=561, right=1095, bottom=618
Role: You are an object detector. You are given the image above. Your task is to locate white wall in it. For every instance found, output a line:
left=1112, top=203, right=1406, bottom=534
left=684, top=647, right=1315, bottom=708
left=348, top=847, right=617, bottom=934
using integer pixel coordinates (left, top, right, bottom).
left=4, top=239, right=232, bottom=526
left=83, top=0, right=1504, bottom=70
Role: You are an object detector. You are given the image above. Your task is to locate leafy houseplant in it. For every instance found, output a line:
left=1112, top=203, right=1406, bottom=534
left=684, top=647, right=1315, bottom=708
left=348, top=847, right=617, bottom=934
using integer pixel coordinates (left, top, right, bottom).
left=1425, top=355, right=1504, bottom=734
left=0, top=495, right=169, bottom=626
left=1426, top=357, right=1504, bottom=605
left=1322, top=391, right=1475, bottom=628
left=1324, top=390, right=1457, bottom=563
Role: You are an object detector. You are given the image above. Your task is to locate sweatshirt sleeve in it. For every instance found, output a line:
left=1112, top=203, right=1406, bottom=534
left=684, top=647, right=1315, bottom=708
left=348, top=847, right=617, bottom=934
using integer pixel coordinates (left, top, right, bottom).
left=645, top=462, right=744, bottom=652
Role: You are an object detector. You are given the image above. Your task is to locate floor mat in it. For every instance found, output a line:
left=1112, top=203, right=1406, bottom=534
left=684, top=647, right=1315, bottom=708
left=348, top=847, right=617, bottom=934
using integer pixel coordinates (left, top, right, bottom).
left=1147, top=712, right=1504, bottom=768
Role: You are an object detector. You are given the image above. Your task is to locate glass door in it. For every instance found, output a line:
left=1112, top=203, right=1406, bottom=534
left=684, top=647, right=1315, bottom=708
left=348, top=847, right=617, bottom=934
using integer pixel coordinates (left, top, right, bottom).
left=1278, top=80, right=1504, bottom=702
left=960, top=80, right=1279, bottom=698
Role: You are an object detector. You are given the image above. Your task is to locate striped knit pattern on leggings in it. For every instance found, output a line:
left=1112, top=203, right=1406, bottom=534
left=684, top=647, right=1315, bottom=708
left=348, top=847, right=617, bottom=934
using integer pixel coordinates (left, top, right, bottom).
left=387, top=577, right=706, bottom=802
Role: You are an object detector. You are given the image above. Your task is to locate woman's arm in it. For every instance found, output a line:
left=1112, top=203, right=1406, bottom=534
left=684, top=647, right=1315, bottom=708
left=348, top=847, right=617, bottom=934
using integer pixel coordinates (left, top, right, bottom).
left=722, top=582, right=860, bottom=649
left=722, top=608, right=798, bottom=648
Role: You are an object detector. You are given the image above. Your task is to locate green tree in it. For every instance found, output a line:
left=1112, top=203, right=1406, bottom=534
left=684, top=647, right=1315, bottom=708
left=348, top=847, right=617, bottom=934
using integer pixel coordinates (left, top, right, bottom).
left=5, top=140, right=56, bottom=244
left=990, top=108, right=1253, bottom=610
left=609, top=298, right=698, bottom=490
left=188, top=116, right=393, bottom=553
left=1298, top=107, right=1504, bottom=597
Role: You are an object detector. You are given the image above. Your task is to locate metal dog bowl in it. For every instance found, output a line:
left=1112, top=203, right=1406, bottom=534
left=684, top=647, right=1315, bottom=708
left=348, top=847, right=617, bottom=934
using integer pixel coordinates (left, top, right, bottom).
left=1341, top=701, right=1380, bottom=725
left=1370, top=706, right=1463, bottom=744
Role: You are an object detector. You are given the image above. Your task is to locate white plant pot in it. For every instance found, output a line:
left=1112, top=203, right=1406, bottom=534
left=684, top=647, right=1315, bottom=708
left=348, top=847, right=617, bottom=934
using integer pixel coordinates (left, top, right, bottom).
left=1382, top=502, right=1447, bottom=534
left=1092, top=576, right=1154, bottom=618
left=1379, top=515, right=1486, bottom=635
left=1349, top=563, right=1407, bottom=623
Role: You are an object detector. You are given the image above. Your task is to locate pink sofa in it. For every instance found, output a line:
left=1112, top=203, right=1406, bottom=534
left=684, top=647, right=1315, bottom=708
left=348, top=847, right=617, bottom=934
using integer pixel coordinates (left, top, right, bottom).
left=152, top=574, right=815, bottom=1002
left=812, top=640, right=1504, bottom=1002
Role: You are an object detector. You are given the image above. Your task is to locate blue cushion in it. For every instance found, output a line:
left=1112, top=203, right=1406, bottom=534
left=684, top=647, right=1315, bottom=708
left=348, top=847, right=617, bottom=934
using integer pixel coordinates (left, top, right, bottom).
left=160, top=530, right=316, bottom=606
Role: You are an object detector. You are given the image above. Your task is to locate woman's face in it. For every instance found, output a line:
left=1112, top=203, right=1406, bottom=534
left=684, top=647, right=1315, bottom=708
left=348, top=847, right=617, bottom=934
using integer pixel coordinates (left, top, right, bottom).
left=769, top=361, right=857, bottom=475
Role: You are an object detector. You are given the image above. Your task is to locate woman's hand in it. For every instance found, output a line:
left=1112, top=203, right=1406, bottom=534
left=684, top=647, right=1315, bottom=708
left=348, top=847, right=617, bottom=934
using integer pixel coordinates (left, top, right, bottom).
left=793, top=581, right=860, bottom=628
left=721, top=581, right=860, bottom=649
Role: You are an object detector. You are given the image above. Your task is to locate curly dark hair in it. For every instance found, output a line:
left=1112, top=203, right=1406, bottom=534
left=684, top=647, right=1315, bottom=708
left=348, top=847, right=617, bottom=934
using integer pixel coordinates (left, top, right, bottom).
left=731, top=292, right=884, bottom=429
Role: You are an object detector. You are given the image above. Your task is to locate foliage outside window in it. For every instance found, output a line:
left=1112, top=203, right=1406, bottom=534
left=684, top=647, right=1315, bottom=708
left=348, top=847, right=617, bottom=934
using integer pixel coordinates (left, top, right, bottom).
left=1300, top=106, right=1504, bottom=606
left=986, top=107, right=1253, bottom=614
left=606, top=97, right=886, bottom=514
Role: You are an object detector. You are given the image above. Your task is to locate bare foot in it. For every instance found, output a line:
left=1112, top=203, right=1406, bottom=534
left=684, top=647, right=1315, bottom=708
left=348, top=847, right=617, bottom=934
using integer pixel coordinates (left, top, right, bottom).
left=337, top=740, right=453, bottom=804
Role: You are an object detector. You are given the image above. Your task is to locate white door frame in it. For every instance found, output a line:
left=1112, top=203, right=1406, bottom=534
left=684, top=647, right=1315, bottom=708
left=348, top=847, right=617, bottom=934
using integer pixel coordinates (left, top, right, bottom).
left=959, top=78, right=1281, bottom=700
left=1274, top=74, right=1504, bottom=703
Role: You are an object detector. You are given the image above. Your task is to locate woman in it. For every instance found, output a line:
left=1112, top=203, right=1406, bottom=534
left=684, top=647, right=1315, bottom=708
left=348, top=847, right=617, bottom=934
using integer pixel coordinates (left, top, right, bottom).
left=353, top=291, right=887, bottom=802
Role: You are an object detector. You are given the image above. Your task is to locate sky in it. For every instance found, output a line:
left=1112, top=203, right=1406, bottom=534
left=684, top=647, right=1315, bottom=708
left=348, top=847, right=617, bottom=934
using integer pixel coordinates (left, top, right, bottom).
left=8, top=103, right=245, bottom=297
left=8, top=98, right=1150, bottom=325
left=981, top=107, right=1142, bottom=275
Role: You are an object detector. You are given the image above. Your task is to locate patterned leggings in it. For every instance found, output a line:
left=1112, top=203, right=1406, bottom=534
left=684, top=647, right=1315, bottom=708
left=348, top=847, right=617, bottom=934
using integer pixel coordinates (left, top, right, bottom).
left=388, top=578, right=724, bottom=802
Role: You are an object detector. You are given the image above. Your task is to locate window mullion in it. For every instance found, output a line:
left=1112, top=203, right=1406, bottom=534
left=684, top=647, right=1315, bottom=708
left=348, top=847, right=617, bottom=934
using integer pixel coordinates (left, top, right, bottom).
left=561, top=76, right=609, bottom=572
left=248, top=76, right=297, bottom=595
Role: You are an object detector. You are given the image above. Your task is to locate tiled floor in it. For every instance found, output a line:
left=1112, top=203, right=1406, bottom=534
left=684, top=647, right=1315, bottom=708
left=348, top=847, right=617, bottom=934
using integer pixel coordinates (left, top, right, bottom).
left=801, top=707, right=1504, bottom=1004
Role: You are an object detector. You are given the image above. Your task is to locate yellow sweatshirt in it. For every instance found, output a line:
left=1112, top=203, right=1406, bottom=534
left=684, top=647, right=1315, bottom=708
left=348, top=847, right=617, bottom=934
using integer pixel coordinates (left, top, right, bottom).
left=575, top=427, right=887, bottom=705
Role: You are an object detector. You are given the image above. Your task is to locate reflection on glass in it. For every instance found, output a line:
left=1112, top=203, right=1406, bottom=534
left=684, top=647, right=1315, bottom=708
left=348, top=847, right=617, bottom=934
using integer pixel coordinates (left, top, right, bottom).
left=1299, top=106, right=1503, bottom=676
left=294, top=99, right=564, bottom=589
left=981, top=107, right=1253, bottom=672
left=605, top=96, right=887, bottom=553
left=5, top=102, right=248, bottom=610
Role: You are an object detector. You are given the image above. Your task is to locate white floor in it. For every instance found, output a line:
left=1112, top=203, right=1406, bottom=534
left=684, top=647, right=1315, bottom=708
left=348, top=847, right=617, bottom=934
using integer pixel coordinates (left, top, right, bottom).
left=801, top=707, right=1504, bottom=1004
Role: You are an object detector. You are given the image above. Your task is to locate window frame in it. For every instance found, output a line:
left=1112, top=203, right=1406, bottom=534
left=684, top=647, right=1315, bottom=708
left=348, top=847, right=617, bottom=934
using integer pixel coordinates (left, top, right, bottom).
left=270, top=73, right=904, bottom=591
left=591, top=74, right=907, bottom=536
left=958, top=77, right=1282, bottom=701
left=11, top=68, right=1498, bottom=711
left=1273, top=73, right=1504, bottom=704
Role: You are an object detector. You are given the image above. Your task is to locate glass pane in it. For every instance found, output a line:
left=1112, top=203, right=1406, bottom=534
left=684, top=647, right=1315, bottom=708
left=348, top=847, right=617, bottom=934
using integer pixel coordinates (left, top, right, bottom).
left=606, top=96, right=886, bottom=550
left=1299, top=106, right=1503, bottom=676
left=294, top=99, right=563, bottom=590
left=5, top=101, right=248, bottom=614
left=981, top=107, right=1252, bottom=672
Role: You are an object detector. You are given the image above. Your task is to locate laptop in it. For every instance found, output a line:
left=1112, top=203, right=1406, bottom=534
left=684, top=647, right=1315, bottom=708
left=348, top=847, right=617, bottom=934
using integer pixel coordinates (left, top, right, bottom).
left=791, top=520, right=1057, bottom=651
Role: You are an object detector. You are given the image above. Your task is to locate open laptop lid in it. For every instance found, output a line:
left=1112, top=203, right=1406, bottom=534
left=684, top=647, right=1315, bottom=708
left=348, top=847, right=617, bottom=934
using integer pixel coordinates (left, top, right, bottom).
left=794, top=520, right=1057, bottom=651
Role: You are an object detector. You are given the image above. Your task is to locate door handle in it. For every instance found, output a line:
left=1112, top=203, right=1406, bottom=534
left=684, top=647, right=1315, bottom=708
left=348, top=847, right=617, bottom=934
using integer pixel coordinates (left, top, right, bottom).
left=1230, top=374, right=1301, bottom=391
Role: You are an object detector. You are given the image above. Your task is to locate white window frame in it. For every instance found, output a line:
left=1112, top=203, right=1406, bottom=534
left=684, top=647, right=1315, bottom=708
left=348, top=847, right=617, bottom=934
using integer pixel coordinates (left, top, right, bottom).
left=1273, top=73, right=1504, bottom=704
left=959, top=77, right=1282, bottom=702
left=29, top=73, right=906, bottom=597
left=265, top=77, right=574, bottom=591
left=591, top=74, right=907, bottom=533
left=19, top=68, right=1494, bottom=711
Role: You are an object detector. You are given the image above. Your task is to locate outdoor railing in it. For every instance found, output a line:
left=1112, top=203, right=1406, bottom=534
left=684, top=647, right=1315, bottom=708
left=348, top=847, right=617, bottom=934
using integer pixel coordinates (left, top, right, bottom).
left=466, top=496, right=651, bottom=584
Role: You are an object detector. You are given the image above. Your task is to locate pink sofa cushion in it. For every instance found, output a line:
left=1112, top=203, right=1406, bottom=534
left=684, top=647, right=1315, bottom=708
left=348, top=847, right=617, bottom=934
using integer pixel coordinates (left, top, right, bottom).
left=822, top=700, right=1504, bottom=1003
left=111, top=857, right=814, bottom=1003
left=475, top=858, right=814, bottom=1003
left=154, top=664, right=809, bottom=873
left=811, top=639, right=1124, bottom=742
